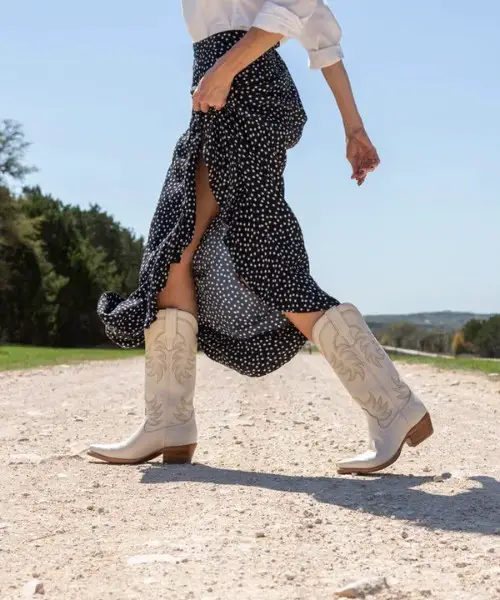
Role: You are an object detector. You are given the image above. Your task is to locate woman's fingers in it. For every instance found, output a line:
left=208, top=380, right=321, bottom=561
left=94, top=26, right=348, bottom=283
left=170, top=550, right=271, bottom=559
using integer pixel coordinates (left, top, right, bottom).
left=192, top=90, right=201, bottom=112
left=210, top=98, right=226, bottom=111
left=193, top=89, right=227, bottom=112
left=192, top=68, right=231, bottom=112
left=349, top=143, right=380, bottom=185
left=193, top=89, right=210, bottom=113
left=346, top=130, right=381, bottom=185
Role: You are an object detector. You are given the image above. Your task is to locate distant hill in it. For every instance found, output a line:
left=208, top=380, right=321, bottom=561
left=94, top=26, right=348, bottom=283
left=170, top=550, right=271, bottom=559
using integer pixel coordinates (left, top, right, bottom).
left=365, top=311, right=492, bottom=333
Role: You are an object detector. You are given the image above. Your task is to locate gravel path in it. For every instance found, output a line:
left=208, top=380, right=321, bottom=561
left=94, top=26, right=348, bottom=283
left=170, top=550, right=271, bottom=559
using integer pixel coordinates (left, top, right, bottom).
left=1, top=355, right=499, bottom=600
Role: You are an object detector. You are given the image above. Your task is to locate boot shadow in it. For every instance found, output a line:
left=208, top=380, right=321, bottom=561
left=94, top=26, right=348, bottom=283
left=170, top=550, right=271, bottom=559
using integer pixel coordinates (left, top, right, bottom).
left=140, top=463, right=500, bottom=536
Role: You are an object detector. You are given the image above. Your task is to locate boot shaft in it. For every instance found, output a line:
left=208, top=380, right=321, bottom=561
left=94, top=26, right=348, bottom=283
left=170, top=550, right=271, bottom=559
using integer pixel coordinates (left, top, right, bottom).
left=312, top=303, right=426, bottom=428
left=144, top=309, right=198, bottom=431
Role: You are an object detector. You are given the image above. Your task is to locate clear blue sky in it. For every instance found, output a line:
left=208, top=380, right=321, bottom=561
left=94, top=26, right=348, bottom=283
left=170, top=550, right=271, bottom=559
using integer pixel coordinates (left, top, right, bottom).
left=1, top=1, right=499, bottom=315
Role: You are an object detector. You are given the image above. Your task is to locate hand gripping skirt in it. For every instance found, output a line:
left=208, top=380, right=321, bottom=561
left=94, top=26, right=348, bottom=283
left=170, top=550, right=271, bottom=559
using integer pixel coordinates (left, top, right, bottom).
left=98, top=30, right=339, bottom=377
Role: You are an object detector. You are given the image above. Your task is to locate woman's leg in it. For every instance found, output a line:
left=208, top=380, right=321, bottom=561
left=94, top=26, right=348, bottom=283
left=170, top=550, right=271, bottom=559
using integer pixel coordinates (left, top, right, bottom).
left=284, top=311, right=325, bottom=341
left=88, top=162, right=218, bottom=465
left=157, top=161, right=219, bottom=314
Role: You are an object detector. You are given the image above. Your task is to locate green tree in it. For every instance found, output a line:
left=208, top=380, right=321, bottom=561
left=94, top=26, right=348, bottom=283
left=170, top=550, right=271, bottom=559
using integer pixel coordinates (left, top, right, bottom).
left=17, top=187, right=143, bottom=346
left=419, top=332, right=452, bottom=354
left=380, top=322, right=421, bottom=349
left=475, top=316, right=500, bottom=358
left=0, top=120, right=36, bottom=185
left=462, top=318, right=483, bottom=345
left=0, top=186, right=49, bottom=344
left=0, top=120, right=144, bottom=348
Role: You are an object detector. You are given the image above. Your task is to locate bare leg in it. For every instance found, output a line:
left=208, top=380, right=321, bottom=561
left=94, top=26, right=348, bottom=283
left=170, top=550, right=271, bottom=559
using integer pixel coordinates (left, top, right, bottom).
left=284, top=311, right=326, bottom=341
left=158, top=161, right=325, bottom=334
left=157, top=162, right=218, bottom=314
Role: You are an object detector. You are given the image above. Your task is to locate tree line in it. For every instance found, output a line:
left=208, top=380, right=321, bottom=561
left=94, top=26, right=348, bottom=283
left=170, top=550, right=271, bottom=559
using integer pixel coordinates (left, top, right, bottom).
left=0, top=120, right=143, bottom=347
left=375, top=316, right=500, bottom=359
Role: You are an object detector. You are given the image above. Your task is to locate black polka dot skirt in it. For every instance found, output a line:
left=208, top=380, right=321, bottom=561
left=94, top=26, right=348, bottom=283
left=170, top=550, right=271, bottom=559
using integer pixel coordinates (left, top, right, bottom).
left=98, top=30, right=339, bottom=377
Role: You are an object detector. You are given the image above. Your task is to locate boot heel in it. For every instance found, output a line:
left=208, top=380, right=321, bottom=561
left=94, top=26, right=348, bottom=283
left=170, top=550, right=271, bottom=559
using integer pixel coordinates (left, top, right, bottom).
left=406, top=413, right=433, bottom=447
left=162, top=443, right=197, bottom=464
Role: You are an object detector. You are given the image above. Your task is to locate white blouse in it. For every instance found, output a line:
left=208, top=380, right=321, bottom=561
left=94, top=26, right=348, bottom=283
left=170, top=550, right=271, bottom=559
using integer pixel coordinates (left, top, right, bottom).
left=182, top=0, right=343, bottom=69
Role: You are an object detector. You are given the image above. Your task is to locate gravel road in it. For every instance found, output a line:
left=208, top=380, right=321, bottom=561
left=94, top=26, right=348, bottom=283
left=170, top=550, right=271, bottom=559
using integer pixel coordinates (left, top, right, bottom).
left=1, top=355, right=499, bottom=600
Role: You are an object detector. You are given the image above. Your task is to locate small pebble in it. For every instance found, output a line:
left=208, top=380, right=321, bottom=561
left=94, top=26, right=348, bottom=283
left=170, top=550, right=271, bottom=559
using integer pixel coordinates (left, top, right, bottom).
left=22, top=579, right=44, bottom=597
left=127, top=554, right=177, bottom=566
left=9, top=454, right=43, bottom=465
left=335, top=576, right=389, bottom=598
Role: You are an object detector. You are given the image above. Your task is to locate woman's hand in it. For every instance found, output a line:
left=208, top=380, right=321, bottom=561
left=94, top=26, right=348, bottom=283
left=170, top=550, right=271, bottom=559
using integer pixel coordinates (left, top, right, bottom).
left=192, top=28, right=282, bottom=113
left=346, top=127, right=380, bottom=186
left=192, top=63, right=234, bottom=113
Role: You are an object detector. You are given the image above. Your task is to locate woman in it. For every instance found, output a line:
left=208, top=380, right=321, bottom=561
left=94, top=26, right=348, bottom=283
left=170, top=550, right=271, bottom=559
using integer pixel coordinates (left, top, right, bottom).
left=90, top=0, right=433, bottom=474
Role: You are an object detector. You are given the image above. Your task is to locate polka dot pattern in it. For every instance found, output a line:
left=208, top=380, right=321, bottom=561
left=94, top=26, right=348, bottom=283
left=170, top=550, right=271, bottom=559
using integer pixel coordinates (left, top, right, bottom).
left=98, top=30, right=339, bottom=377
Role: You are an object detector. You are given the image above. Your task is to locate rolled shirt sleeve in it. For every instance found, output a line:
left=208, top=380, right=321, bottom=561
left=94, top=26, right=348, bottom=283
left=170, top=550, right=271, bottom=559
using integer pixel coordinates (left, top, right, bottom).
left=252, top=0, right=318, bottom=39
left=299, top=1, right=344, bottom=69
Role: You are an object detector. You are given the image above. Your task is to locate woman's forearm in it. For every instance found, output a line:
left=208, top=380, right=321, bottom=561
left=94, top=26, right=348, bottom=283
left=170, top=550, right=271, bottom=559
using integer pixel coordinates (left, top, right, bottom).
left=322, top=61, right=364, bottom=136
left=213, top=28, right=283, bottom=80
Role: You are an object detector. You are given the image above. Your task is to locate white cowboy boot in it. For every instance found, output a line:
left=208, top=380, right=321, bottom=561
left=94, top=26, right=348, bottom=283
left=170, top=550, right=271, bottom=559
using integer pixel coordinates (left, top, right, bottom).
left=312, top=303, right=433, bottom=474
left=88, top=309, right=198, bottom=465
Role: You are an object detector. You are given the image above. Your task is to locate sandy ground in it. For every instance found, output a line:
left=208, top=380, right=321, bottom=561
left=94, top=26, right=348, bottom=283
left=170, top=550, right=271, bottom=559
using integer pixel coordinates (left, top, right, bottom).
left=1, top=354, right=499, bottom=600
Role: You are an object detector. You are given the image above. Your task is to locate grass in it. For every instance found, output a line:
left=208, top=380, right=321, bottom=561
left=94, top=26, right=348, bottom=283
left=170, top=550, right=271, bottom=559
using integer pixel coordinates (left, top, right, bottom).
left=1, top=344, right=499, bottom=376
left=388, top=352, right=500, bottom=376
left=0, top=345, right=143, bottom=371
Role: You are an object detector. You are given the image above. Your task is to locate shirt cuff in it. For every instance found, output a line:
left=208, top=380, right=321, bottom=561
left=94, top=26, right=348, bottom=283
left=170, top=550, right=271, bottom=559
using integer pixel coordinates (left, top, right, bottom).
left=252, top=3, right=306, bottom=39
left=308, top=44, right=344, bottom=70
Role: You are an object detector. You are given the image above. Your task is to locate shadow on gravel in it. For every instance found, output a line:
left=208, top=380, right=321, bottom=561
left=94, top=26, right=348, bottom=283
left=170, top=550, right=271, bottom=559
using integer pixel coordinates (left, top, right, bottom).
left=140, top=465, right=500, bottom=535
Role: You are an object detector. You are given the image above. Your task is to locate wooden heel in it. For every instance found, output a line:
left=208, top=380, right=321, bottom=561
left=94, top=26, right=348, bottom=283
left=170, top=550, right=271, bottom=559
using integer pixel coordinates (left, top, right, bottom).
left=162, top=443, right=197, bottom=464
left=406, top=413, right=433, bottom=447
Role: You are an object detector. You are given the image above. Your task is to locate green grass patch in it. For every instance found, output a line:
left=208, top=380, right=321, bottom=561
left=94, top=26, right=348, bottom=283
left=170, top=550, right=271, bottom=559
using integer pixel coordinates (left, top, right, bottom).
left=3, top=344, right=499, bottom=376
left=389, top=352, right=500, bottom=375
left=0, top=345, right=143, bottom=371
